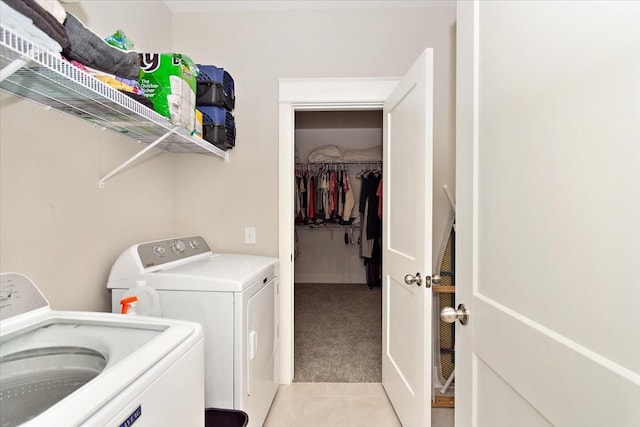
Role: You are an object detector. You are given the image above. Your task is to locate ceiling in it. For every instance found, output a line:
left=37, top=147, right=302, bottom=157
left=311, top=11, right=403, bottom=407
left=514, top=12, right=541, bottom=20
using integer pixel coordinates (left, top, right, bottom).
left=163, top=0, right=455, bottom=13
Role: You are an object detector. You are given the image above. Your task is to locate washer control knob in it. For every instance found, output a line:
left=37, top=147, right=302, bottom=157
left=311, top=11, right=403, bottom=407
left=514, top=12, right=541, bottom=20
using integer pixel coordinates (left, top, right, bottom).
left=0, top=286, right=13, bottom=301
left=189, top=239, right=199, bottom=249
left=153, top=245, right=165, bottom=256
left=172, top=240, right=186, bottom=253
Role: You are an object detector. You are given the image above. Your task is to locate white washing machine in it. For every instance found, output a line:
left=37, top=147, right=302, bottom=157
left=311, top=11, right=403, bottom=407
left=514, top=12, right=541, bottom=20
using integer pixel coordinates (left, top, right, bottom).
left=0, top=272, right=204, bottom=427
left=107, top=236, right=279, bottom=427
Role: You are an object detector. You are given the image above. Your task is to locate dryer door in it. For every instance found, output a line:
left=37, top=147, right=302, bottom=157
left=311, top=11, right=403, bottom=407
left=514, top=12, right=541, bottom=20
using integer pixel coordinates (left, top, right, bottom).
left=243, top=277, right=278, bottom=427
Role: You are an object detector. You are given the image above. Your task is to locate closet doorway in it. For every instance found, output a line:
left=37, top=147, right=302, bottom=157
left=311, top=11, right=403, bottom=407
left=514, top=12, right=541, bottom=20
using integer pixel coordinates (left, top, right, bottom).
left=278, top=77, right=400, bottom=384
left=293, top=110, right=383, bottom=383
left=280, top=56, right=434, bottom=424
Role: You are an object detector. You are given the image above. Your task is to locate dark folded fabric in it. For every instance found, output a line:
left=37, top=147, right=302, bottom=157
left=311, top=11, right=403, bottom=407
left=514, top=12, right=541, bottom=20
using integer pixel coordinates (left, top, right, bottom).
left=63, top=13, right=140, bottom=80
left=119, top=90, right=154, bottom=110
left=3, top=0, right=69, bottom=48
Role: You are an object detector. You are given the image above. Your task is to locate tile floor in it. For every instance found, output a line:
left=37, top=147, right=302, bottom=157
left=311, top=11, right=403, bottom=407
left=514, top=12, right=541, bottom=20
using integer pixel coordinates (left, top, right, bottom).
left=263, top=383, right=454, bottom=427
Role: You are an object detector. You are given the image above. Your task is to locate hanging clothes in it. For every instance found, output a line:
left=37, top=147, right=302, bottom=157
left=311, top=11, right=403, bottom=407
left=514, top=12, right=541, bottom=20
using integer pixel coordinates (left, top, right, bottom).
left=295, top=163, right=367, bottom=226
left=358, top=169, right=383, bottom=288
left=342, top=172, right=355, bottom=222
left=295, top=161, right=382, bottom=287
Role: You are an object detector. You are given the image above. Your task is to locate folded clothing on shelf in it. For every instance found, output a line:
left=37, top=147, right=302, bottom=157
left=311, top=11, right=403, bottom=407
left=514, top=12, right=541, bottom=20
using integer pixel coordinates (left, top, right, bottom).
left=343, top=145, right=382, bottom=162
left=119, top=91, right=154, bottom=110
left=63, top=13, right=139, bottom=79
left=306, top=145, right=382, bottom=163
left=307, top=145, right=344, bottom=163
left=0, top=0, right=65, bottom=52
left=33, top=0, right=66, bottom=24
left=4, top=0, right=68, bottom=48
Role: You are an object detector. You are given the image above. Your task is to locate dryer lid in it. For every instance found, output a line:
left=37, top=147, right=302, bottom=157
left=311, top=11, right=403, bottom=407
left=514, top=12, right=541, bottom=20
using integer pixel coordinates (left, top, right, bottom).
left=110, top=254, right=278, bottom=292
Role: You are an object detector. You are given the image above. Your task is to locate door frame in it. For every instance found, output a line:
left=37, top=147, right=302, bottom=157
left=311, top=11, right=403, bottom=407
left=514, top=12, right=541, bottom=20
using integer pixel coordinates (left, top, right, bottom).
left=455, top=1, right=476, bottom=425
left=278, top=77, right=400, bottom=383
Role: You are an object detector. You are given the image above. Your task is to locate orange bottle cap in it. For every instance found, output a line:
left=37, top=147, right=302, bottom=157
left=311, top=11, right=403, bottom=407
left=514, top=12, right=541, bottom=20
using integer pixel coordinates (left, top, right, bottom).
left=120, top=296, right=138, bottom=314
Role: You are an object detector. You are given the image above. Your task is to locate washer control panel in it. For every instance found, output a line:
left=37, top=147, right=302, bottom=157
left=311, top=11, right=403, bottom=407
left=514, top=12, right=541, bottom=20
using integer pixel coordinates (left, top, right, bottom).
left=0, top=273, right=49, bottom=321
left=137, top=236, right=212, bottom=269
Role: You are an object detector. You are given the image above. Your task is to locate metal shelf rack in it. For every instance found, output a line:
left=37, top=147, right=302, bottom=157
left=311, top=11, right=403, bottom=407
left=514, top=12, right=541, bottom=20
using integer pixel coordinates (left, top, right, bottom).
left=0, top=25, right=227, bottom=187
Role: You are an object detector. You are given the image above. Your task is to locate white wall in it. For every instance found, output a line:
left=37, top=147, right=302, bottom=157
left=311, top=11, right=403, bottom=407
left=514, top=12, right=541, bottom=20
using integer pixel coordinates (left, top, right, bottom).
left=170, top=4, right=457, bottom=263
left=295, top=229, right=365, bottom=283
left=0, top=2, right=174, bottom=311
left=0, top=1, right=456, bottom=311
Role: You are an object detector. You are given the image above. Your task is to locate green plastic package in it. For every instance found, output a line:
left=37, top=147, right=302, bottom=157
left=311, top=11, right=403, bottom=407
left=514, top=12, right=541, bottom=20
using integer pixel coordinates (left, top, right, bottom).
left=138, top=53, right=199, bottom=133
left=105, top=29, right=135, bottom=51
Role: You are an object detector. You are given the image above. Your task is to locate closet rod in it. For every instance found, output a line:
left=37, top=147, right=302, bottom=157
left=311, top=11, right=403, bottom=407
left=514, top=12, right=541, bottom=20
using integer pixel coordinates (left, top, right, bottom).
left=296, top=162, right=382, bottom=172
left=296, top=161, right=381, bottom=166
left=296, top=224, right=360, bottom=230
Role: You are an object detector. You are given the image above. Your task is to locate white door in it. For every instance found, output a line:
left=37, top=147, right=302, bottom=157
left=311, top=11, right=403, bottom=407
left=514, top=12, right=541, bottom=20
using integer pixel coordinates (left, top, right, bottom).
left=382, top=49, right=433, bottom=427
left=456, top=1, right=640, bottom=426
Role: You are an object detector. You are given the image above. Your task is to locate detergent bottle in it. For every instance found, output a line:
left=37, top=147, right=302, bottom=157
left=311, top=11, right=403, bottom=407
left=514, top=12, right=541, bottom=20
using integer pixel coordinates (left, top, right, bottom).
left=120, top=279, right=162, bottom=317
left=120, top=296, right=138, bottom=315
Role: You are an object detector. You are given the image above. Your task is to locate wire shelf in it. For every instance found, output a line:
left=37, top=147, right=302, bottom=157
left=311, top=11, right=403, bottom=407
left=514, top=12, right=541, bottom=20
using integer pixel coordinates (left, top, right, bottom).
left=0, top=25, right=225, bottom=158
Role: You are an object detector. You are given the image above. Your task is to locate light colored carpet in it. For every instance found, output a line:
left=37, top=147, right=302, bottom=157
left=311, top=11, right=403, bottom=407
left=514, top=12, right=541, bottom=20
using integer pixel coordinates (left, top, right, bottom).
left=294, top=283, right=382, bottom=383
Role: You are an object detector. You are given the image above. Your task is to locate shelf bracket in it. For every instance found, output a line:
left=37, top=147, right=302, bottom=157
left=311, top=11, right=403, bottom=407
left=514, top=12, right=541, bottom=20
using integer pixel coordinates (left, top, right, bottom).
left=99, top=127, right=180, bottom=188
left=0, top=57, right=29, bottom=83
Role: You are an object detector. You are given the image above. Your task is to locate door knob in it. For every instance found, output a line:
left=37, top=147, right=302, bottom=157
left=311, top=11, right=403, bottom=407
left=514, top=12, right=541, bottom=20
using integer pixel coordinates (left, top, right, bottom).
left=431, top=274, right=441, bottom=285
left=440, top=304, right=470, bottom=325
left=404, top=273, right=422, bottom=286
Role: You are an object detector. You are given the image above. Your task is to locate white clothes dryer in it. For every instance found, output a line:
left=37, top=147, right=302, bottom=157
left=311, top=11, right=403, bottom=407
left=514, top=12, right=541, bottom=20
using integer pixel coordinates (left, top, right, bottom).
left=0, top=272, right=204, bottom=427
left=107, top=236, right=279, bottom=427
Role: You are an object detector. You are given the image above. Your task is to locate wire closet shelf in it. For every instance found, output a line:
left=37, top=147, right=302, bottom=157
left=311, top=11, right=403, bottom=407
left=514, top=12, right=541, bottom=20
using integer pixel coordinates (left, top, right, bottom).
left=0, top=25, right=225, bottom=160
left=295, top=161, right=382, bottom=173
